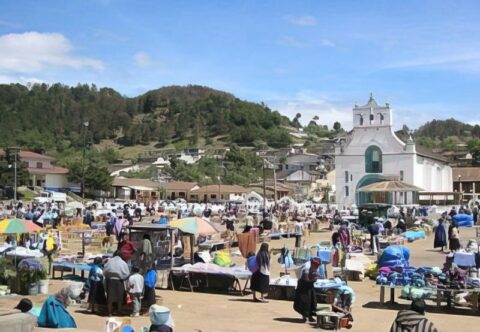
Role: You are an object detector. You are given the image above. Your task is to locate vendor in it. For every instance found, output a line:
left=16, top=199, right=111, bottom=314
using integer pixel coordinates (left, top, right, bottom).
left=4, top=235, right=14, bottom=247
left=332, top=286, right=354, bottom=329
left=293, top=257, right=321, bottom=322
left=38, top=288, right=77, bottom=328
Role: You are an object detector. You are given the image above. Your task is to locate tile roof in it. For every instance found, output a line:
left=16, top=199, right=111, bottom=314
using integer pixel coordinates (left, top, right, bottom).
left=112, top=177, right=160, bottom=189
left=452, top=167, right=480, bottom=181
left=191, top=184, right=248, bottom=194
left=0, top=149, right=55, bottom=160
left=28, top=166, right=69, bottom=175
left=415, top=144, right=449, bottom=163
left=162, top=182, right=198, bottom=191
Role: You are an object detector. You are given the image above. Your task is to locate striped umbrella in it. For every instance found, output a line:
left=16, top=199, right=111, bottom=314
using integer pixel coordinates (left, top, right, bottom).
left=0, top=218, right=42, bottom=234
left=169, top=217, right=219, bottom=236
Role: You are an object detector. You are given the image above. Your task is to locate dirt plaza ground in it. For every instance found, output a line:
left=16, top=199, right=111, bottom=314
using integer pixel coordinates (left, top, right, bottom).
left=1, top=225, right=479, bottom=331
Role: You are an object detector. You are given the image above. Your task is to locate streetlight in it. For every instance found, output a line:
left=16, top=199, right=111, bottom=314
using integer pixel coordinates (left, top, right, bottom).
left=81, top=121, right=89, bottom=202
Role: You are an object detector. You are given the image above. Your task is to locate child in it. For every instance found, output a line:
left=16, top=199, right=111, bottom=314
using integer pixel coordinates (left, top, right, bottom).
left=128, top=266, right=144, bottom=317
left=143, top=262, right=157, bottom=308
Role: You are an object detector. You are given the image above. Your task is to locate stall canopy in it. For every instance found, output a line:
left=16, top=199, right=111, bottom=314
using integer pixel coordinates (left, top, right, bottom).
left=169, top=217, right=219, bottom=236
left=357, top=180, right=423, bottom=193
left=0, top=219, right=42, bottom=234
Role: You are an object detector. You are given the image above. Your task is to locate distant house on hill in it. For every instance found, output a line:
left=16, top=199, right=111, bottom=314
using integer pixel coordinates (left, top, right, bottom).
left=111, top=177, right=160, bottom=201
left=161, top=182, right=199, bottom=200
left=190, top=184, right=248, bottom=202
left=0, top=149, right=70, bottom=191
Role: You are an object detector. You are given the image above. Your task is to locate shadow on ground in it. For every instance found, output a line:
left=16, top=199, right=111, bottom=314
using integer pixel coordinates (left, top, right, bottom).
left=273, top=317, right=308, bottom=324
left=363, top=301, right=479, bottom=317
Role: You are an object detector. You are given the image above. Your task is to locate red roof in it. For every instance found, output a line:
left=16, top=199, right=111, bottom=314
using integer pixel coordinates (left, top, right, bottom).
left=28, top=166, right=69, bottom=175
left=0, top=149, right=55, bottom=160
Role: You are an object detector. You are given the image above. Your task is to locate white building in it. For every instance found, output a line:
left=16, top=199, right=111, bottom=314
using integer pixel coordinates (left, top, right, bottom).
left=335, top=95, right=452, bottom=208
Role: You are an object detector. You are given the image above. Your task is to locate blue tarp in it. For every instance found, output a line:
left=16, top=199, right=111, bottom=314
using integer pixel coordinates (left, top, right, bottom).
left=378, top=245, right=410, bottom=267
left=453, top=214, right=473, bottom=227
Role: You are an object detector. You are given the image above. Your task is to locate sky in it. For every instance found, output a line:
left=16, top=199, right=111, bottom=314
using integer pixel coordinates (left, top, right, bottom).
left=1, top=0, right=480, bottom=129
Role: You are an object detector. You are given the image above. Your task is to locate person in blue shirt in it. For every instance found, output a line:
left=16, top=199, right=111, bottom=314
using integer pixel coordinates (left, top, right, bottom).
left=86, top=257, right=107, bottom=313
left=143, top=261, right=157, bottom=308
left=38, top=288, right=76, bottom=328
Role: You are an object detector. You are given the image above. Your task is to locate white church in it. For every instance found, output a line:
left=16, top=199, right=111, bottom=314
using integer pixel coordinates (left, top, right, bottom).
left=335, top=95, right=452, bottom=208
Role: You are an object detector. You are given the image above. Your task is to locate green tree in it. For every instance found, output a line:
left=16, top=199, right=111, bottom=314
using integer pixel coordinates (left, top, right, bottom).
left=333, top=121, right=342, bottom=133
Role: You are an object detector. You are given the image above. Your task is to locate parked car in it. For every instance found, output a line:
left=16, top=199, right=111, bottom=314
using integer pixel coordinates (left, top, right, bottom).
left=34, top=191, right=67, bottom=205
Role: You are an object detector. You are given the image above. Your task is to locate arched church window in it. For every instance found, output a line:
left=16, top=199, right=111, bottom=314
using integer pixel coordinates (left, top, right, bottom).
left=379, top=113, right=385, bottom=125
left=365, top=146, right=382, bottom=173
left=359, top=115, right=364, bottom=126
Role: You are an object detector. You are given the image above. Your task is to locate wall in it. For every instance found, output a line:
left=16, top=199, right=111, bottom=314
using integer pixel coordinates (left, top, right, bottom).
left=44, top=174, right=69, bottom=189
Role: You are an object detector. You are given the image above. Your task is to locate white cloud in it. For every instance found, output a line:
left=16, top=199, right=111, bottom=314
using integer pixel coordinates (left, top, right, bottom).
left=278, top=36, right=306, bottom=48
left=0, top=32, right=104, bottom=73
left=384, top=51, right=480, bottom=73
left=133, top=51, right=152, bottom=67
left=0, top=74, right=44, bottom=85
left=284, top=15, right=317, bottom=26
left=319, top=39, right=335, bottom=47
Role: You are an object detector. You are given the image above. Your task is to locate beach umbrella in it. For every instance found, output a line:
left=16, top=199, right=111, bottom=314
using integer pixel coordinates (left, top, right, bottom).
left=169, top=217, right=219, bottom=236
left=0, top=218, right=42, bottom=234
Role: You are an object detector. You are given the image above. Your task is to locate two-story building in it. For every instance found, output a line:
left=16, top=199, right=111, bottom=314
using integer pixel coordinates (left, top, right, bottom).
left=0, top=150, right=70, bottom=190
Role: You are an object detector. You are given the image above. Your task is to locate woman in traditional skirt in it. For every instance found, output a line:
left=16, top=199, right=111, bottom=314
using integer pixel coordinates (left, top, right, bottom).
left=103, top=254, right=130, bottom=316
left=293, top=258, right=321, bottom=322
left=86, top=257, right=107, bottom=313
left=143, top=262, right=157, bottom=308
left=434, top=216, right=447, bottom=252
left=448, top=220, right=461, bottom=252
left=250, top=243, right=270, bottom=303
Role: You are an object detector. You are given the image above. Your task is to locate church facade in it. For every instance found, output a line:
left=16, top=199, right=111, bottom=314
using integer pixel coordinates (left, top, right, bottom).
left=335, top=96, right=452, bottom=208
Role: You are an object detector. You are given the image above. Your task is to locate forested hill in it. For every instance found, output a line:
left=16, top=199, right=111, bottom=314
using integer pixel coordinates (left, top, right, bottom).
left=0, top=83, right=293, bottom=153
left=415, top=118, right=480, bottom=139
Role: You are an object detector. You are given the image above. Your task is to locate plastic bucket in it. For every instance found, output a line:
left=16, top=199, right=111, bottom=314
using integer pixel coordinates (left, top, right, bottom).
left=38, top=280, right=49, bottom=294
left=28, top=283, right=38, bottom=295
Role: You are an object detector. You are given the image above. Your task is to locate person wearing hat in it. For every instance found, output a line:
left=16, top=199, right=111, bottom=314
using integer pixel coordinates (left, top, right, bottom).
left=149, top=304, right=174, bottom=331
left=293, top=257, right=321, bottom=323
left=390, top=298, right=438, bottom=332
left=15, top=298, right=33, bottom=313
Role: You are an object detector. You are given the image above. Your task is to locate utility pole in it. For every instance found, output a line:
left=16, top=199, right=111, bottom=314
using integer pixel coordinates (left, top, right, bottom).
left=13, top=149, right=17, bottom=205
left=81, top=121, right=89, bottom=202
left=263, top=160, right=266, bottom=212
left=273, top=162, right=277, bottom=206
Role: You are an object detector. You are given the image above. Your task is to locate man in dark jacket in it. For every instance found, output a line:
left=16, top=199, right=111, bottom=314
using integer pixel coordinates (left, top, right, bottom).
left=390, top=299, right=437, bottom=332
